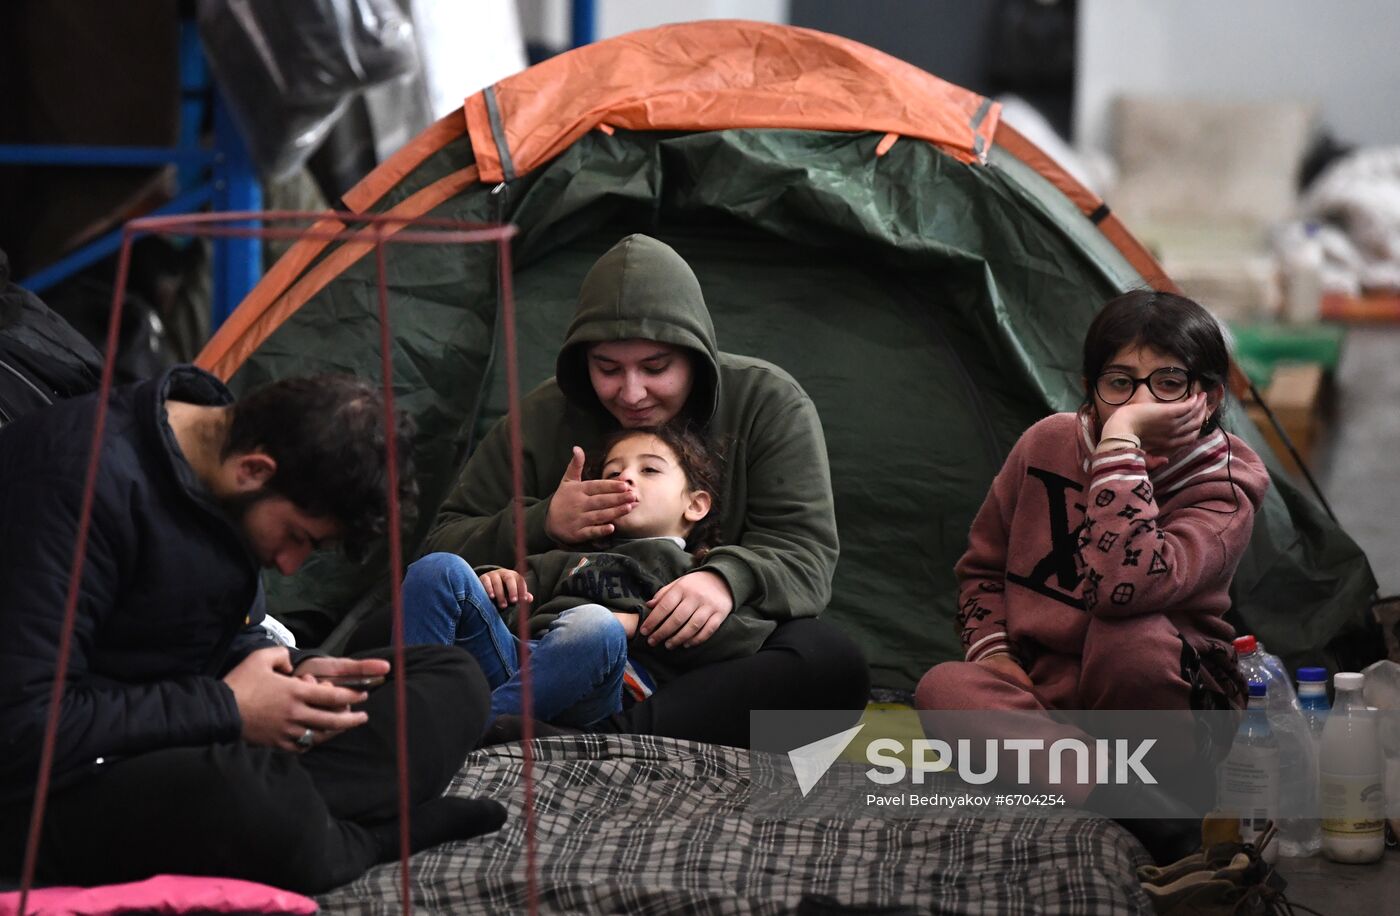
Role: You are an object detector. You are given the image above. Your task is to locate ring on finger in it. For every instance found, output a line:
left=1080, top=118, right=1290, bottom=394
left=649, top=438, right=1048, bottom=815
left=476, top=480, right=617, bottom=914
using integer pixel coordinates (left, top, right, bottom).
left=295, top=727, right=315, bottom=750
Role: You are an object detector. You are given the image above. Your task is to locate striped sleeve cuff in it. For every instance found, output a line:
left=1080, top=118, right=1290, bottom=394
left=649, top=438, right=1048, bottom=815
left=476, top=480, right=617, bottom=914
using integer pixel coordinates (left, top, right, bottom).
left=1088, top=447, right=1148, bottom=491
left=965, top=631, right=1011, bottom=663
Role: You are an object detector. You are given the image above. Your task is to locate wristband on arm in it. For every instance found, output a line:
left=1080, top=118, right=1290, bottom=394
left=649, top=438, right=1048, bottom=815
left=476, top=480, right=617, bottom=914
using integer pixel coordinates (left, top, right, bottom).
left=1096, top=433, right=1141, bottom=451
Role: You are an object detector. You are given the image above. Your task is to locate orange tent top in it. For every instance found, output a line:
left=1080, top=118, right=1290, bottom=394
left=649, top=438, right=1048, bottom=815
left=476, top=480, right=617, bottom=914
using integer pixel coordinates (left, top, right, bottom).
left=464, top=19, right=1000, bottom=184
left=199, top=21, right=1185, bottom=379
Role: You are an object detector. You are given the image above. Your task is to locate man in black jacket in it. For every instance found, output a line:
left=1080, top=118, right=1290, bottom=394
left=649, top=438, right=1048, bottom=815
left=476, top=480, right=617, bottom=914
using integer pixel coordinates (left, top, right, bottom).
left=0, top=366, right=504, bottom=894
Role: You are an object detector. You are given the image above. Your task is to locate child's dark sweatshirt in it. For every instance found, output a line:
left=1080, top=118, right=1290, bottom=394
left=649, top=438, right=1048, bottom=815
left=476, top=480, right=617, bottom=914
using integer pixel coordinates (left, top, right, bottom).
left=483, top=537, right=777, bottom=685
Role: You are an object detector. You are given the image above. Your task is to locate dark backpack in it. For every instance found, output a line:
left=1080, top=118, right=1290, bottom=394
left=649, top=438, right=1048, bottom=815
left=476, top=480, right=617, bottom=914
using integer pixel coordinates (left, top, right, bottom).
left=0, top=249, right=103, bottom=428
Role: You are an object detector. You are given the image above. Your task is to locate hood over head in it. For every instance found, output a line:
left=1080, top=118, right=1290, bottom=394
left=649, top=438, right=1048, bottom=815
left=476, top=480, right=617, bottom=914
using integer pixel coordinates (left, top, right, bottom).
left=556, top=235, right=720, bottom=423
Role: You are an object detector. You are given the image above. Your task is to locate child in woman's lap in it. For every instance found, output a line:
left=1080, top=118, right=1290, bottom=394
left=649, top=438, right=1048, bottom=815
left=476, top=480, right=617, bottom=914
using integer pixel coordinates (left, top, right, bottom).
left=404, top=424, right=773, bottom=728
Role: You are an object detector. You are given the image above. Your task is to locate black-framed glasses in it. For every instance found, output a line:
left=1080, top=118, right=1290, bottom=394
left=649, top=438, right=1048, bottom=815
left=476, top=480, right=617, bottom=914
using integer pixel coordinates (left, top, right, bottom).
left=1094, top=367, right=1193, bottom=405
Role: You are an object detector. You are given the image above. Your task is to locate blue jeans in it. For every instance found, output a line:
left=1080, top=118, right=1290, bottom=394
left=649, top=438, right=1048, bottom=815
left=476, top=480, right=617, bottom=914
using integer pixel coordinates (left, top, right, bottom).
left=402, top=553, right=628, bottom=727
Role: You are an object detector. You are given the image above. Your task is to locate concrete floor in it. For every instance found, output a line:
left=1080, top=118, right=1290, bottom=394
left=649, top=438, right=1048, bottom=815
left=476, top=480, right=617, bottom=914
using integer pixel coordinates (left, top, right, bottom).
left=1277, top=845, right=1399, bottom=912
left=1274, top=325, right=1400, bottom=908
left=1314, top=326, right=1400, bottom=597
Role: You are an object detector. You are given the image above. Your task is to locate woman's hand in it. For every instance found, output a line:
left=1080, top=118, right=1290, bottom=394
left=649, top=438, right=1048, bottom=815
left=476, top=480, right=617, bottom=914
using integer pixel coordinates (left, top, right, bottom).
left=642, top=570, right=734, bottom=649
left=1100, top=392, right=1209, bottom=460
left=479, top=568, right=533, bottom=609
left=544, top=446, right=637, bottom=545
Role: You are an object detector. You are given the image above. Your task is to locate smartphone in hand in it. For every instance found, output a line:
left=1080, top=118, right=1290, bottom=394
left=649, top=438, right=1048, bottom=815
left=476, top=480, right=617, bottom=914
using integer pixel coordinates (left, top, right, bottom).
left=320, top=675, right=387, bottom=689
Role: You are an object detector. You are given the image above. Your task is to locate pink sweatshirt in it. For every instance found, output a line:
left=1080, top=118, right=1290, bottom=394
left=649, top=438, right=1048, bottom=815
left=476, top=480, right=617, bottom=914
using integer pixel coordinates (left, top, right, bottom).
left=956, top=410, right=1270, bottom=664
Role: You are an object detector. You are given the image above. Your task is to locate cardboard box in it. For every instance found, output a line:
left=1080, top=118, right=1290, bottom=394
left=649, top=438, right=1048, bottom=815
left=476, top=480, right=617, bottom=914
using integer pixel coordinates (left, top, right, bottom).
left=1244, top=362, right=1325, bottom=476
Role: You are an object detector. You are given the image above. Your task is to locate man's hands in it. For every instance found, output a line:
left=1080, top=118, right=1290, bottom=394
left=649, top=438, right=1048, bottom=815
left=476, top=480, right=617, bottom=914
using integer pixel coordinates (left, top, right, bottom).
left=1100, top=392, right=1210, bottom=467
left=293, top=654, right=391, bottom=684
left=222, top=647, right=384, bottom=752
left=480, top=569, right=533, bottom=609
left=641, top=570, right=734, bottom=649
left=544, top=447, right=637, bottom=546
left=975, top=652, right=1034, bottom=691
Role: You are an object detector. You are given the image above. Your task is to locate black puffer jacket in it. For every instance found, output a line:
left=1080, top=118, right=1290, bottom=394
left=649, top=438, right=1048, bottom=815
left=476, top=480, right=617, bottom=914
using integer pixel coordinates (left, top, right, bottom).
left=0, top=366, right=283, bottom=803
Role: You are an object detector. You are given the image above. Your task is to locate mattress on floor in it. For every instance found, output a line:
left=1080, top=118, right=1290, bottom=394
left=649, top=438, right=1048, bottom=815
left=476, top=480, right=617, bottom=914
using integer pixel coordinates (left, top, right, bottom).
left=318, top=734, right=1153, bottom=915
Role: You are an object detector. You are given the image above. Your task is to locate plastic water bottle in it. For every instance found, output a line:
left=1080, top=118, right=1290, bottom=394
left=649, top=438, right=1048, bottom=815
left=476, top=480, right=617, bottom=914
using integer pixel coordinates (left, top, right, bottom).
left=1287, top=667, right=1330, bottom=857
left=1281, top=221, right=1324, bottom=323
left=1233, top=636, right=1314, bottom=856
left=1219, top=681, right=1280, bottom=862
left=1297, top=667, right=1330, bottom=740
left=1253, top=641, right=1295, bottom=702
left=1319, top=672, right=1386, bottom=863
left=1359, top=660, right=1400, bottom=842
left=1234, top=636, right=1295, bottom=703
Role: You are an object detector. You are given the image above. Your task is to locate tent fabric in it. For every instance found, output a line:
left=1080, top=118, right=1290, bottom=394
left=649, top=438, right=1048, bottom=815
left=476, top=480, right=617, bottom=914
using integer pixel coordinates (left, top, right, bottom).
left=197, top=111, right=477, bottom=380
left=198, top=20, right=1002, bottom=378
left=994, top=123, right=1174, bottom=293
left=195, top=22, right=1378, bottom=690
left=198, top=164, right=480, bottom=380
left=462, top=19, right=1000, bottom=184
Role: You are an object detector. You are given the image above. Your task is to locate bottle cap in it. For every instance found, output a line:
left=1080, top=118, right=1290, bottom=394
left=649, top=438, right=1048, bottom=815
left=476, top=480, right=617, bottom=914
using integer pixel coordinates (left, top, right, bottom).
left=1233, top=635, right=1258, bottom=655
left=1297, top=667, right=1327, bottom=682
left=1333, top=672, right=1364, bottom=691
left=1248, top=681, right=1267, bottom=697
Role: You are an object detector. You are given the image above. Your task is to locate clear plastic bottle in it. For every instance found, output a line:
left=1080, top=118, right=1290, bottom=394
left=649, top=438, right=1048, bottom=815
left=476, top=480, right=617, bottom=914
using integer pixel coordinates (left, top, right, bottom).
left=1281, top=221, right=1324, bottom=323
left=1282, top=222, right=1321, bottom=323
left=1219, top=681, right=1280, bottom=862
left=1287, top=667, right=1330, bottom=857
left=1319, top=672, right=1385, bottom=863
left=1253, top=641, right=1297, bottom=703
left=1233, top=636, right=1313, bottom=856
left=1297, top=667, right=1330, bottom=740
left=1234, top=636, right=1297, bottom=705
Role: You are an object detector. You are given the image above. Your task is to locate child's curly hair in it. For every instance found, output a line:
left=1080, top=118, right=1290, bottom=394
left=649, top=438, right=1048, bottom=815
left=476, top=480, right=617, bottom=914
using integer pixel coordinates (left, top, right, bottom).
left=592, top=422, right=724, bottom=554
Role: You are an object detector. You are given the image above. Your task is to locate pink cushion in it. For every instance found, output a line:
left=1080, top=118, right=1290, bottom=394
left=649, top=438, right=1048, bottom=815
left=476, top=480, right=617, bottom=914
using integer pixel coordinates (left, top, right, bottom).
left=0, top=875, right=317, bottom=915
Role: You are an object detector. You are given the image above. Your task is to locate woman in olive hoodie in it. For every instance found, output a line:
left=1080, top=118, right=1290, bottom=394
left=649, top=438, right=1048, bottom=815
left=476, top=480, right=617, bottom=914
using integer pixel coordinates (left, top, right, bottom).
left=422, top=234, right=868, bottom=747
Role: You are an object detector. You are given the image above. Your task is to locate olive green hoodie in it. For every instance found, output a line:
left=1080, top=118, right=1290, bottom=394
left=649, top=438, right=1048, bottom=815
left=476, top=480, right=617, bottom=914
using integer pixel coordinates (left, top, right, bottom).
left=425, top=233, right=838, bottom=621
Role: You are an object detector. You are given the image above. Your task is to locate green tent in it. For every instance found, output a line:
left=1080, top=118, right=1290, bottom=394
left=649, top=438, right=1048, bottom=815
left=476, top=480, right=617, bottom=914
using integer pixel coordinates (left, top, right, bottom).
left=198, top=21, right=1379, bottom=691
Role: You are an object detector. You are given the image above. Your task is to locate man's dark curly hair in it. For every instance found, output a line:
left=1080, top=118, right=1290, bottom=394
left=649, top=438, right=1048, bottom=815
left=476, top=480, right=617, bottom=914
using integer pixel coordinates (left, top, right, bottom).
left=222, top=374, right=417, bottom=562
left=594, top=422, right=724, bottom=553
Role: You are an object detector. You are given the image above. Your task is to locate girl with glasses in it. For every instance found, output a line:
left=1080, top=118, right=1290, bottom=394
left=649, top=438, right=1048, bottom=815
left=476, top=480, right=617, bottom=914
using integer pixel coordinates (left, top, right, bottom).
left=914, top=289, right=1270, bottom=864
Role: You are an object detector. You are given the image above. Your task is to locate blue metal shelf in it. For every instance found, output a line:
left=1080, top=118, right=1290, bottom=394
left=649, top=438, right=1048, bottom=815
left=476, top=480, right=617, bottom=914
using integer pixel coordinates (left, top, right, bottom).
left=0, top=145, right=216, bottom=169
left=572, top=0, right=596, bottom=47
left=0, top=19, right=261, bottom=331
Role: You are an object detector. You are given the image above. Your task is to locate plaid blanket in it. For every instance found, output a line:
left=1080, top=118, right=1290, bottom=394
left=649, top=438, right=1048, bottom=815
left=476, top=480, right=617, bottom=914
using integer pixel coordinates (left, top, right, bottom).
left=319, top=735, right=1153, bottom=915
